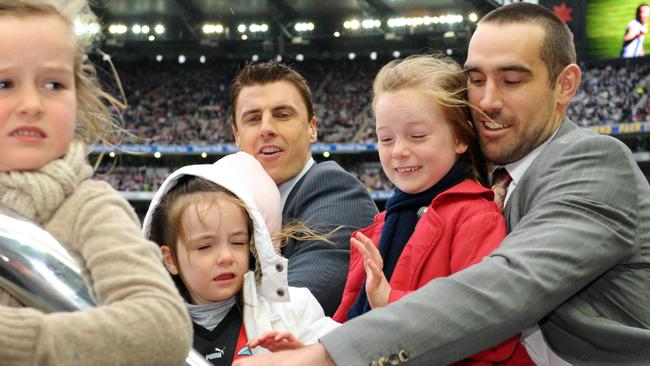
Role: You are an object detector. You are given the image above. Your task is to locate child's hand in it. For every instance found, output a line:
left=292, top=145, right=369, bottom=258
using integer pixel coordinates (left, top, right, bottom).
left=248, top=330, right=305, bottom=352
left=351, top=232, right=391, bottom=308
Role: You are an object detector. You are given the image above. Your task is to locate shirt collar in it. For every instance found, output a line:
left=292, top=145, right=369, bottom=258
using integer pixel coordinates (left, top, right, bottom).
left=493, top=127, right=560, bottom=205
left=278, top=157, right=315, bottom=209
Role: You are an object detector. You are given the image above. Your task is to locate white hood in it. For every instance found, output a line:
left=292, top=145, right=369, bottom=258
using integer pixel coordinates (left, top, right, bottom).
left=142, top=152, right=289, bottom=303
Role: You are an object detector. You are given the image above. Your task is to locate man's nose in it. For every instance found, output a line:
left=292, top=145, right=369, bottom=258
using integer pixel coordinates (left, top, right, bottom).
left=478, top=81, right=503, bottom=113
left=259, top=113, right=277, bottom=138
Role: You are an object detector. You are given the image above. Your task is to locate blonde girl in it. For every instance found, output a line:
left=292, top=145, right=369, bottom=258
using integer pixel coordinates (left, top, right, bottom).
left=334, top=54, right=534, bottom=365
left=0, top=1, right=191, bottom=365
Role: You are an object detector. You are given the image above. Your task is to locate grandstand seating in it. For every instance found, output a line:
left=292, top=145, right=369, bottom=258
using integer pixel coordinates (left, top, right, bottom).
left=94, top=58, right=650, bottom=202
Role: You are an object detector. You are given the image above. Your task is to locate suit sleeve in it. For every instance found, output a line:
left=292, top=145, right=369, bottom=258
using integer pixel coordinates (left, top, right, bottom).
left=320, top=134, right=642, bottom=365
left=283, top=164, right=377, bottom=317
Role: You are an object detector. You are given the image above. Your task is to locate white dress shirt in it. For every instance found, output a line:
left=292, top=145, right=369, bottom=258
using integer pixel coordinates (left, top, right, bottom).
left=494, top=128, right=572, bottom=366
left=278, top=157, right=315, bottom=210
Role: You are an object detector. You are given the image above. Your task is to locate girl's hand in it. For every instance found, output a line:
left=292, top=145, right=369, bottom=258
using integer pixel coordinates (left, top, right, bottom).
left=248, top=330, right=305, bottom=352
left=351, top=232, right=391, bottom=308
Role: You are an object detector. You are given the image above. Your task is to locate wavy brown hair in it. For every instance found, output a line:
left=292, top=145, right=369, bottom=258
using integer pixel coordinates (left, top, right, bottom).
left=148, top=175, right=332, bottom=303
left=0, top=0, right=123, bottom=147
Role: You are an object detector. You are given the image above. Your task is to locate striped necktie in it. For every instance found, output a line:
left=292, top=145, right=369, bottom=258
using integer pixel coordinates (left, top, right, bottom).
left=491, top=168, right=512, bottom=213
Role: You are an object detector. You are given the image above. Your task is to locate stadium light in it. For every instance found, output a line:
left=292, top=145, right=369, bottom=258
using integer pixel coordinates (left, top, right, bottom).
left=348, top=52, right=356, bottom=60
left=249, top=23, right=268, bottom=33
left=153, top=152, right=162, bottom=159
left=252, top=54, right=259, bottom=62
left=154, top=24, right=165, bottom=34
left=361, top=19, right=381, bottom=29
left=276, top=54, right=283, bottom=62
left=296, top=54, right=304, bottom=61
left=370, top=51, right=377, bottom=60
left=148, top=35, right=155, bottom=41
left=108, top=24, right=127, bottom=34
left=132, top=24, right=141, bottom=34
left=241, top=34, right=248, bottom=40
left=203, top=23, right=225, bottom=34
left=141, top=25, right=150, bottom=34
left=199, top=55, right=206, bottom=64
left=469, top=13, right=478, bottom=22
left=178, top=54, right=186, bottom=64
left=392, top=50, right=401, bottom=58
left=238, top=24, right=247, bottom=33
left=295, top=22, right=315, bottom=32
left=155, top=55, right=163, bottom=62
left=387, top=14, right=463, bottom=28
left=343, top=19, right=360, bottom=30
left=201, top=152, right=208, bottom=159
left=333, top=31, right=341, bottom=37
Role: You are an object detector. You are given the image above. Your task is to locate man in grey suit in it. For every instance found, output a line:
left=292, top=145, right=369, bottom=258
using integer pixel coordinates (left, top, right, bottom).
left=231, top=61, right=378, bottom=316
left=234, top=3, right=650, bottom=366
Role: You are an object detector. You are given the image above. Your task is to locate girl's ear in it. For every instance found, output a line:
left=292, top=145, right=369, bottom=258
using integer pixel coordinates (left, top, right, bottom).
left=454, top=138, right=469, bottom=155
left=161, top=245, right=179, bottom=275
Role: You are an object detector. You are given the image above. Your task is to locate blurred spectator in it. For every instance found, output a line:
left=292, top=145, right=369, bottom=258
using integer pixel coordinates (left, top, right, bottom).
left=97, top=59, right=649, bottom=196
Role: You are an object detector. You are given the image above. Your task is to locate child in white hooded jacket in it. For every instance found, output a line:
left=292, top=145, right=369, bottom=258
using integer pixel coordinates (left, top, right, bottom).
left=142, top=152, right=339, bottom=365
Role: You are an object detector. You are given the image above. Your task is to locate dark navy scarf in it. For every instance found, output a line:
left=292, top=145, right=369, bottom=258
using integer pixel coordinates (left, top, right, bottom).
left=347, top=161, right=469, bottom=319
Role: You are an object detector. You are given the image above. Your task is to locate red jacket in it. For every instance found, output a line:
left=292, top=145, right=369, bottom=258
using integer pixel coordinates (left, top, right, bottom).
left=334, top=180, right=533, bottom=365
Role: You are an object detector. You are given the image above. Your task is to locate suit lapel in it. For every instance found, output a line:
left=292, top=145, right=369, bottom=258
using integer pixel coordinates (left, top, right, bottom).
left=504, top=118, right=576, bottom=231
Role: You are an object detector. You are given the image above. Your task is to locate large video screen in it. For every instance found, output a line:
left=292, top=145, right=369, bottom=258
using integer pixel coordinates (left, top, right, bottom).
left=587, top=1, right=649, bottom=59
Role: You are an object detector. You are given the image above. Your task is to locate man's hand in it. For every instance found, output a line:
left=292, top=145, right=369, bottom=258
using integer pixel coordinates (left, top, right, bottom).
left=351, top=232, right=391, bottom=308
left=232, top=343, right=335, bottom=366
left=248, top=330, right=305, bottom=352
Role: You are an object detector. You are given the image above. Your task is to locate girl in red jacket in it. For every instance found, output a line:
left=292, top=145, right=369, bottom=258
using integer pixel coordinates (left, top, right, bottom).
left=333, top=54, right=533, bottom=365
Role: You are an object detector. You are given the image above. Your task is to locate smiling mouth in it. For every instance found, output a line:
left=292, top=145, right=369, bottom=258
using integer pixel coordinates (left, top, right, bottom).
left=259, top=146, right=282, bottom=155
left=395, top=166, right=421, bottom=174
left=483, top=120, right=509, bottom=130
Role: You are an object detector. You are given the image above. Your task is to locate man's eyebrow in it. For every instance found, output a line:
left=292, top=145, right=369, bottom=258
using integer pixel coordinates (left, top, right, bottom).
left=272, top=104, right=297, bottom=112
left=497, top=65, right=533, bottom=75
left=239, top=108, right=261, bottom=118
left=463, top=65, right=533, bottom=75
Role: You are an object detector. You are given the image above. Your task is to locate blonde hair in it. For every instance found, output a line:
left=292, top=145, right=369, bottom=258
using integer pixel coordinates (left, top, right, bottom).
left=148, top=176, right=332, bottom=303
left=372, top=54, right=488, bottom=186
left=0, top=0, right=122, bottom=146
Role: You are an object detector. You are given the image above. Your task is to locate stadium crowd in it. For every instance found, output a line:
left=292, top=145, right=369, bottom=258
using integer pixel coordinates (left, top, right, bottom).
left=95, top=58, right=650, bottom=194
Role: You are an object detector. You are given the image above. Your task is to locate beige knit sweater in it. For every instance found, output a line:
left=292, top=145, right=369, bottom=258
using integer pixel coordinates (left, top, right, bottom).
left=0, top=142, right=192, bottom=366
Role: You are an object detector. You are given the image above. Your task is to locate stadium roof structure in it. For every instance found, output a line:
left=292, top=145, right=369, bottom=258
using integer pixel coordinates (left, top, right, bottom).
left=92, top=0, right=500, bottom=61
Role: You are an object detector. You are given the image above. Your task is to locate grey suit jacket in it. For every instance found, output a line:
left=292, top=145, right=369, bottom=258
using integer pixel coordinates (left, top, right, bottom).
left=321, top=119, right=650, bottom=365
left=282, top=161, right=377, bottom=316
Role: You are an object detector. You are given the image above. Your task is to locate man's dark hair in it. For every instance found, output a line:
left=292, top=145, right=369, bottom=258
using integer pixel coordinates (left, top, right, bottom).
left=230, top=61, right=314, bottom=126
left=481, top=2, right=576, bottom=87
left=637, top=3, right=649, bottom=22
